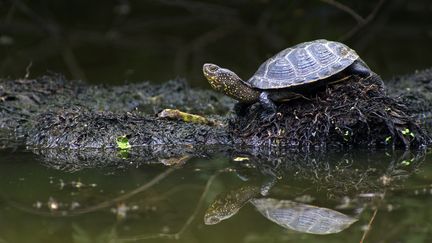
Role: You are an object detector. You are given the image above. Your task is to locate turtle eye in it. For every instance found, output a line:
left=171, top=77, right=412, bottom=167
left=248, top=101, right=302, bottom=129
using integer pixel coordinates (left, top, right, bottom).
left=208, top=65, right=218, bottom=72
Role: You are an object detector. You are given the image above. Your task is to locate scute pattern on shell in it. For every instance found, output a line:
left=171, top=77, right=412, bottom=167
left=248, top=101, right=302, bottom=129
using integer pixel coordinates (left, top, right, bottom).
left=248, top=39, right=359, bottom=89
left=250, top=198, right=358, bottom=235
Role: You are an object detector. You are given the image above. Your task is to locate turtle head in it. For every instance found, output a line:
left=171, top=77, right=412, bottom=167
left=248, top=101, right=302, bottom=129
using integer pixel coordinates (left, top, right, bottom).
left=203, top=63, right=259, bottom=103
left=203, top=63, right=239, bottom=91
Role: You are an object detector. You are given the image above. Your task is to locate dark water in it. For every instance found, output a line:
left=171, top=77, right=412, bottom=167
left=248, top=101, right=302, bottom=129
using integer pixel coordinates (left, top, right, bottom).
left=1, top=148, right=432, bottom=243
left=1, top=0, right=432, bottom=85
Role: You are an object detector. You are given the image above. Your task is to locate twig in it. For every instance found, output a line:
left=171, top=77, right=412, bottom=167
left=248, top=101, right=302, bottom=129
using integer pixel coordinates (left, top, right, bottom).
left=6, top=167, right=176, bottom=217
left=145, top=184, right=203, bottom=203
left=24, top=61, right=32, bottom=79
left=147, top=0, right=237, bottom=16
left=360, top=207, right=378, bottom=243
left=174, top=24, right=239, bottom=75
left=320, top=0, right=387, bottom=41
left=118, top=171, right=221, bottom=241
left=320, top=0, right=365, bottom=24
left=340, top=0, right=387, bottom=41
left=9, top=0, right=60, bottom=36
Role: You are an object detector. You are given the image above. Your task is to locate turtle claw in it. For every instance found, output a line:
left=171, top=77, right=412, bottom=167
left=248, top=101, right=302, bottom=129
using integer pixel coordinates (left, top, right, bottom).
left=259, top=110, right=283, bottom=123
left=259, top=110, right=276, bottom=122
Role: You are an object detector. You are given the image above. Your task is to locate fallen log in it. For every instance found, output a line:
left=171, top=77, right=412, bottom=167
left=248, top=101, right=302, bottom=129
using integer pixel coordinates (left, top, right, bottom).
left=1, top=69, right=431, bottom=152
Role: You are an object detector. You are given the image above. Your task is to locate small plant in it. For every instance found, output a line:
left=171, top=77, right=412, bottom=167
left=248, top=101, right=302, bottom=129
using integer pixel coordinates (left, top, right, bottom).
left=116, top=135, right=131, bottom=150
left=385, top=136, right=392, bottom=143
left=400, top=158, right=415, bottom=166
left=401, top=128, right=415, bottom=138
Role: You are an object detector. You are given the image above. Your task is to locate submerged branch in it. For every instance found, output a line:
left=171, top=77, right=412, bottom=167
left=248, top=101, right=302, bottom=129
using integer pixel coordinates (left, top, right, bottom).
left=5, top=167, right=176, bottom=217
left=117, top=170, right=222, bottom=241
left=360, top=207, right=379, bottom=243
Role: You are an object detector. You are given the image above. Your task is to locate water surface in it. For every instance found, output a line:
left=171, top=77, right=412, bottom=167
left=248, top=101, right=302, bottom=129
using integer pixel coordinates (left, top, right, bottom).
left=1, top=148, right=431, bottom=242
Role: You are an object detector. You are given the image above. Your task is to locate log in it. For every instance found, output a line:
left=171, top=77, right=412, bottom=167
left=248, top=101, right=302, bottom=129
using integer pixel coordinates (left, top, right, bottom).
left=0, top=69, right=431, bottom=171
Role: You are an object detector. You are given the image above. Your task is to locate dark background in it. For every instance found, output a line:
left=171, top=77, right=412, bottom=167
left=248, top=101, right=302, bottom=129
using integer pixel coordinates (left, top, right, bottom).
left=0, top=0, right=431, bottom=86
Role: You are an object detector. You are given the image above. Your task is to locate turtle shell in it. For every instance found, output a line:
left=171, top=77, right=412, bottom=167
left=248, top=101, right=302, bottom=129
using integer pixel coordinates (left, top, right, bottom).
left=250, top=198, right=358, bottom=234
left=247, top=39, right=359, bottom=89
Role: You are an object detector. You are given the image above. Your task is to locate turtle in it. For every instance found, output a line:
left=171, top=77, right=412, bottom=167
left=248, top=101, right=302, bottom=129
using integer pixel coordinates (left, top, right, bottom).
left=204, top=186, right=359, bottom=235
left=204, top=185, right=260, bottom=225
left=203, top=39, right=374, bottom=118
left=250, top=198, right=358, bottom=235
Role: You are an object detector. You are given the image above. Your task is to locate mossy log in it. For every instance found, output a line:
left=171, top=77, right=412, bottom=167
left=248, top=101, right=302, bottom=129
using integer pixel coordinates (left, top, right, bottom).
left=231, top=75, right=426, bottom=149
left=1, top=70, right=431, bottom=152
left=2, top=71, right=430, bottom=199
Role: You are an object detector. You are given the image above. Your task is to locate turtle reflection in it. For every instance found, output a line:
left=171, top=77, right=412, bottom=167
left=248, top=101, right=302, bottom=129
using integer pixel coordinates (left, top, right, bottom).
left=204, top=185, right=260, bottom=225
left=204, top=185, right=358, bottom=235
left=250, top=198, right=357, bottom=235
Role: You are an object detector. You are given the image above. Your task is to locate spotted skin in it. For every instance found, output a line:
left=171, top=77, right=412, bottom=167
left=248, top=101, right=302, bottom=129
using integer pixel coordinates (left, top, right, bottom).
left=204, top=185, right=260, bottom=225
left=203, top=64, right=260, bottom=104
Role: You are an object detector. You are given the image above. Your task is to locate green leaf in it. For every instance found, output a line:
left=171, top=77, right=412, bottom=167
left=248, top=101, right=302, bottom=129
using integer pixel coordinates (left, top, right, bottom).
left=401, top=128, right=415, bottom=138
left=116, top=135, right=131, bottom=150
left=401, top=160, right=411, bottom=166
left=385, top=136, right=392, bottom=143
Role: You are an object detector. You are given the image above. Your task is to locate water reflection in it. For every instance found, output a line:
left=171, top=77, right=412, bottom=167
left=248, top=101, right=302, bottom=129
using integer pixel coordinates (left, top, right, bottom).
left=250, top=198, right=358, bottom=235
left=0, top=148, right=429, bottom=242
left=204, top=183, right=360, bottom=234
left=204, top=185, right=260, bottom=225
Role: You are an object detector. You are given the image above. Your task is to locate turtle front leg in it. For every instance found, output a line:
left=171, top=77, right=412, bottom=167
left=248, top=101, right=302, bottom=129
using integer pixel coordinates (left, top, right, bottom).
left=259, top=92, right=277, bottom=120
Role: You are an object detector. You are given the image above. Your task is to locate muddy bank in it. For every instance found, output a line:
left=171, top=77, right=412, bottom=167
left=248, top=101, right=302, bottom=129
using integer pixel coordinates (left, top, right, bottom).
left=1, top=69, right=432, bottom=153
left=27, top=106, right=230, bottom=149
left=232, top=74, right=426, bottom=149
left=387, top=68, right=432, bottom=132
left=0, top=75, right=232, bottom=132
